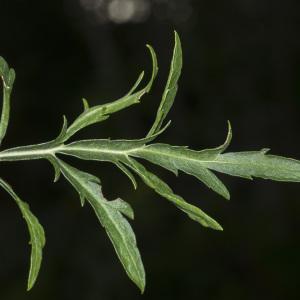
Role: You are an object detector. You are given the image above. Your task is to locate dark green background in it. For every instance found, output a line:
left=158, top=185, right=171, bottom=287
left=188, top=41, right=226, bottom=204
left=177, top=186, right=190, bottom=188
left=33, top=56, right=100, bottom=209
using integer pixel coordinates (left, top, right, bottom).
left=1, top=1, right=300, bottom=299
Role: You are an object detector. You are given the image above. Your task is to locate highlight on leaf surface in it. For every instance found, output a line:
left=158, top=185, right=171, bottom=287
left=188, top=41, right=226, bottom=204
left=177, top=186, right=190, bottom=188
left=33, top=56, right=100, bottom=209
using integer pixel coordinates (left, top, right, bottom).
left=1, top=30, right=300, bottom=293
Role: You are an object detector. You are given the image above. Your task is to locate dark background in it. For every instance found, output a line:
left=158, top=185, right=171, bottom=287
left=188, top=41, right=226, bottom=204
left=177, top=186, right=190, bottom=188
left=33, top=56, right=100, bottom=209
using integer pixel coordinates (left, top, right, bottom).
left=1, top=1, right=300, bottom=299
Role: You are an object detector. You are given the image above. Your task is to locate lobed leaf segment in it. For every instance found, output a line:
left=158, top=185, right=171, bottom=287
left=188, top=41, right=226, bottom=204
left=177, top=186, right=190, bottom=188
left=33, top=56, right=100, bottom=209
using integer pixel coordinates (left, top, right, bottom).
left=1, top=32, right=300, bottom=292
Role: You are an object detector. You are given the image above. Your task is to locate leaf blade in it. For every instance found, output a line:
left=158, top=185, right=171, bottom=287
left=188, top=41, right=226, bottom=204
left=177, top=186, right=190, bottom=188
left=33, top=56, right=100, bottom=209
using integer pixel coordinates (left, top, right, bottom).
left=123, top=158, right=223, bottom=230
left=56, top=159, right=145, bottom=292
left=59, top=123, right=231, bottom=199
left=203, top=150, right=300, bottom=182
left=147, top=31, right=182, bottom=137
left=64, top=45, right=158, bottom=142
left=0, top=178, right=45, bottom=290
left=0, top=57, right=15, bottom=145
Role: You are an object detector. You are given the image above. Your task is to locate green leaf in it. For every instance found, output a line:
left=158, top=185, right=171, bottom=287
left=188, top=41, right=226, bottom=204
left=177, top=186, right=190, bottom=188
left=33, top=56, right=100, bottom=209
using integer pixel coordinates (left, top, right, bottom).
left=131, top=150, right=229, bottom=200
left=131, top=122, right=232, bottom=200
left=0, top=178, right=45, bottom=290
left=56, top=159, right=145, bottom=292
left=59, top=140, right=222, bottom=229
left=58, top=121, right=300, bottom=197
left=0, top=56, right=16, bottom=146
left=64, top=45, right=158, bottom=142
left=202, top=149, right=300, bottom=182
left=3, top=31, right=300, bottom=294
left=123, top=158, right=223, bottom=230
left=61, top=138, right=230, bottom=199
left=147, top=31, right=182, bottom=137
left=59, top=122, right=232, bottom=200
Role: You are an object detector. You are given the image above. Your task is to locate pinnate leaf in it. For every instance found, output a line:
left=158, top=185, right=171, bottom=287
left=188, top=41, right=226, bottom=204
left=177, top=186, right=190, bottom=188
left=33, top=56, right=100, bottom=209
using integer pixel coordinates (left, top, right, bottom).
left=2, top=30, right=300, bottom=294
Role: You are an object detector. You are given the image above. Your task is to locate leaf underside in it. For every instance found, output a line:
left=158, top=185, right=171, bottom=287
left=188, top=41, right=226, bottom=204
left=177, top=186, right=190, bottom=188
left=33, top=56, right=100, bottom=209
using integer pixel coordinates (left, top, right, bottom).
left=57, top=159, right=145, bottom=292
left=1, top=30, right=300, bottom=293
left=0, top=178, right=45, bottom=291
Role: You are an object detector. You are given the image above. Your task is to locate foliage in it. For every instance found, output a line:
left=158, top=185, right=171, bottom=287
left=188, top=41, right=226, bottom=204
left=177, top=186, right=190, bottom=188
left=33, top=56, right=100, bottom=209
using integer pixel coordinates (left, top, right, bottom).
left=1, top=32, right=300, bottom=292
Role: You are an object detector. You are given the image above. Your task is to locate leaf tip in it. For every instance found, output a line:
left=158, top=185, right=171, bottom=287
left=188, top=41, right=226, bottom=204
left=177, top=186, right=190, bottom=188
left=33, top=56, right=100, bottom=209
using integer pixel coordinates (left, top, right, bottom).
left=140, top=284, right=146, bottom=294
left=173, top=30, right=181, bottom=44
left=135, top=277, right=146, bottom=294
left=260, top=148, right=270, bottom=154
left=82, top=98, right=90, bottom=111
left=224, top=191, right=231, bottom=201
left=146, top=44, right=158, bottom=79
left=80, top=194, right=85, bottom=207
left=226, top=120, right=232, bottom=145
left=218, top=120, right=232, bottom=153
left=207, top=216, right=223, bottom=231
left=209, top=219, right=223, bottom=231
left=215, top=224, right=223, bottom=231
left=53, top=170, right=61, bottom=183
left=27, top=277, right=36, bottom=292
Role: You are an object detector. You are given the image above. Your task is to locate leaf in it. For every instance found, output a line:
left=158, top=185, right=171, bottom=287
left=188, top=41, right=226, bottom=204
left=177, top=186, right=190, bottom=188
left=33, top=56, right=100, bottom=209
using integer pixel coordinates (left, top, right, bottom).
left=3, top=31, right=300, bottom=294
left=61, top=139, right=229, bottom=199
left=0, top=178, right=45, bottom=290
left=59, top=122, right=232, bottom=200
left=147, top=31, right=182, bottom=137
left=59, top=121, right=300, bottom=197
left=123, top=158, right=223, bottom=230
left=56, top=159, right=145, bottom=292
left=131, top=122, right=232, bottom=199
left=202, top=149, right=300, bottom=182
left=59, top=140, right=222, bottom=229
left=0, top=56, right=16, bottom=145
left=140, top=147, right=230, bottom=199
left=64, top=45, right=158, bottom=142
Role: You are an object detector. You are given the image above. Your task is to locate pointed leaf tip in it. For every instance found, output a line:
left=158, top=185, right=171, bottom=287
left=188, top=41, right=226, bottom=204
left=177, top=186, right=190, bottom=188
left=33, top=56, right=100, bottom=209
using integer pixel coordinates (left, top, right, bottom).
left=145, top=44, right=158, bottom=93
left=82, top=98, right=90, bottom=111
left=126, top=71, right=145, bottom=96
left=223, top=120, right=232, bottom=152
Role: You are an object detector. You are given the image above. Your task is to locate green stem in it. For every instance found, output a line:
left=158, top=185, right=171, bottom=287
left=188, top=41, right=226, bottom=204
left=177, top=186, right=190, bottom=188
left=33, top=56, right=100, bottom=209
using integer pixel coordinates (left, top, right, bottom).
left=0, top=142, right=62, bottom=161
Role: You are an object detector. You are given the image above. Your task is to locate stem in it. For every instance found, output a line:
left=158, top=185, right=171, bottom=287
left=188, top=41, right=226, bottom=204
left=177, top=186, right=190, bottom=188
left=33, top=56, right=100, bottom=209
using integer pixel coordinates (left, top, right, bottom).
left=0, top=142, right=62, bottom=161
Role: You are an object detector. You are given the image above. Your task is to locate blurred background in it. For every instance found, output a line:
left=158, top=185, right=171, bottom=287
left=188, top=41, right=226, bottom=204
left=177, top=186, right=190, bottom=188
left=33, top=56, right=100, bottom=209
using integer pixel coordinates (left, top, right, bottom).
left=1, top=1, right=300, bottom=299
